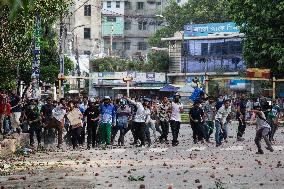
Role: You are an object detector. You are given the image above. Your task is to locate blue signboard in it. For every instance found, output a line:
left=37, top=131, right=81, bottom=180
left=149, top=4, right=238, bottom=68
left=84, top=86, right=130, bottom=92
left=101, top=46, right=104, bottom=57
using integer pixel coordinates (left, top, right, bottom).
left=184, top=22, right=240, bottom=37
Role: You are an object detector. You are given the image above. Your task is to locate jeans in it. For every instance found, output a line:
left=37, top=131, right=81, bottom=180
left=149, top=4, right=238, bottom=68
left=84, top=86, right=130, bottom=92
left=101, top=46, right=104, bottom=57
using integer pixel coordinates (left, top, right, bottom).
left=237, top=117, right=246, bottom=138
left=255, top=127, right=272, bottom=151
left=71, top=126, right=82, bottom=149
left=79, top=122, right=86, bottom=145
left=87, top=121, right=98, bottom=147
left=146, top=119, right=158, bottom=140
left=215, top=120, right=223, bottom=145
left=144, top=124, right=151, bottom=145
left=269, top=122, right=278, bottom=141
left=133, top=122, right=145, bottom=146
left=3, top=116, right=12, bottom=134
left=160, top=121, right=169, bottom=141
left=191, top=121, right=204, bottom=142
left=29, top=122, right=42, bottom=145
left=170, top=120, right=180, bottom=144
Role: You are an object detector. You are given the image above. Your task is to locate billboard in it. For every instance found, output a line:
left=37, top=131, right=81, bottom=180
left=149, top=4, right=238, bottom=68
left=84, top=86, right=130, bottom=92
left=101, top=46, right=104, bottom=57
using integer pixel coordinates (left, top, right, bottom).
left=91, top=72, right=166, bottom=86
left=184, top=22, right=240, bottom=37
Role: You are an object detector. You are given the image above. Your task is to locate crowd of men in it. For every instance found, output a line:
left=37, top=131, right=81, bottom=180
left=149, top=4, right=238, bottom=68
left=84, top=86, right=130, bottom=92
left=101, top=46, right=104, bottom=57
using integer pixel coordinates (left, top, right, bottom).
left=0, top=89, right=282, bottom=154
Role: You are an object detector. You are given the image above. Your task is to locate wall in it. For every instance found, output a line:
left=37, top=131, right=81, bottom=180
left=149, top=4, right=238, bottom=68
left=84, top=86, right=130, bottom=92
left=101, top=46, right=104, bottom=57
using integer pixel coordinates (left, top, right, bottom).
left=72, top=0, right=102, bottom=55
left=102, top=16, right=124, bottom=36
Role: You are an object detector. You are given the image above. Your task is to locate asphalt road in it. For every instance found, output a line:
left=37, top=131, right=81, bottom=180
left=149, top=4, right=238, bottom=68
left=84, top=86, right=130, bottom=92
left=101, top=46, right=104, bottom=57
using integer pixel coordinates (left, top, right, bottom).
left=1, top=122, right=284, bottom=189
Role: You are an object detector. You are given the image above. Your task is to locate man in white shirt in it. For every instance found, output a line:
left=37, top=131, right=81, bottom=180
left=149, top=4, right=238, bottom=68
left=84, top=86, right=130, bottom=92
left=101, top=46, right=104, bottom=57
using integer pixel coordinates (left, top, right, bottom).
left=127, top=97, right=147, bottom=148
left=170, top=94, right=183, bottom=146
left=215, top=99, right=231, bottom=147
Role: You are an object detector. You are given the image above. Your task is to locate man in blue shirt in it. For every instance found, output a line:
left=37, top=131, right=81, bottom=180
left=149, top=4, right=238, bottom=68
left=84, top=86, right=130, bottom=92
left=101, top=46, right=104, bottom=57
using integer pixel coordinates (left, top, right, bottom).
left=99, top=96, right=116, bottom=145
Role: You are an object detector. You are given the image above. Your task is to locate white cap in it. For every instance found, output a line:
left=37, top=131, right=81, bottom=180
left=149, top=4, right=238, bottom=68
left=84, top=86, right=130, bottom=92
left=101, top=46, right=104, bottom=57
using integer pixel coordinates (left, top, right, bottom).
left=104, top=96, right=111, bottom=100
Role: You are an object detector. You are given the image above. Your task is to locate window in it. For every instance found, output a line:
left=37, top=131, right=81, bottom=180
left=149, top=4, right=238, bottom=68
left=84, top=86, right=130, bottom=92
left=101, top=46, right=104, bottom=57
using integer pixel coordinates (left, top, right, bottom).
left=107, top=16, right=116, bottom=22
left=107, top=1, right=111, bottom=8
left=138, top=21, right=147, bottom=30
left=84, top=51, right=91, bottom=55
left=112, top=42, right=117, bottom=50
left=138, top=42, right=147, bottom=50
left=156, top=2, right=161, bottom=5
left=84, top=28, right=91, bottom=39
left=201, top=43, right=208, bottom=55
left=137, top=2, right=144, bottom=10
left=116, top=1, right=120, bottom=8
left=125, top=1, right=131, bottom=9
left=124, top=21, right=131, bottom=30
left=124, top=42, right=131, bottom=50
left=84, top=5, right=91, bottom=16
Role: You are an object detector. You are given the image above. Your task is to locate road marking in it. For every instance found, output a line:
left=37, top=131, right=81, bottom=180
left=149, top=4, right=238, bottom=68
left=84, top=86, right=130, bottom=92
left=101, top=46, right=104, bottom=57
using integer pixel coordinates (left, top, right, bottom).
left=148, top=148, right=168, bottom=153
left=273, top=146, right=283, bottom=151
left=220, top=145, right=244, bottom=151
left=186, top=147, right=207, bottom=152
left=110, top=149, right=126, bottom=153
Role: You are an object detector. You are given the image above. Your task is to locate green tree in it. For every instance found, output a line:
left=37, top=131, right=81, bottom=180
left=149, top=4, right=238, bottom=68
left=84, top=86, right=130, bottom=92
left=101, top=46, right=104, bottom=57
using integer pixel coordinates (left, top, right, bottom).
left=149, top=0, right=231, bottom=47
left=90, top=51, right=169, bottom=73
left=229, top=0, right=284, bottom=78
left=0, top=0, right=73, bottom=90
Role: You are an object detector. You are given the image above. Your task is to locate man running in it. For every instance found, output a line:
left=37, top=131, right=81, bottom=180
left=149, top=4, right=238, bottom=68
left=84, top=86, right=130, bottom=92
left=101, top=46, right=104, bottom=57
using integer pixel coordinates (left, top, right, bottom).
left=236, top=94, right=247, bottom=141
left=203, top=96, right=216, bottom=142
left=215, top=99, right=231, bottom=147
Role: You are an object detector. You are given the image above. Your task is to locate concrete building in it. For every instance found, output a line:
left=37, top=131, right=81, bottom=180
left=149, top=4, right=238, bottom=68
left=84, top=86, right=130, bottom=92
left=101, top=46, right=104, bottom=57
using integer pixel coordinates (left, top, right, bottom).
left=66, top=0, right=102, bottom=56
left=101, top=0, right=167, bottom=59
left=162, top=22, right=245, bottom=88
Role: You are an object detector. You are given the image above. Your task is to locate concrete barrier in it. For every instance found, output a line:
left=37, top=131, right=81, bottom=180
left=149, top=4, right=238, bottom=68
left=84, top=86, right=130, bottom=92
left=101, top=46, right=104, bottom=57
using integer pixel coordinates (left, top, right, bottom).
left=0, top=133, right=30, bottom=157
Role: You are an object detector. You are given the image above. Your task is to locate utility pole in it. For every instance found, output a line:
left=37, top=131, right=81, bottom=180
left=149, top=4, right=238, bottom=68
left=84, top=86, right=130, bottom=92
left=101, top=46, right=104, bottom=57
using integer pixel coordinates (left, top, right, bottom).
left=58, top=17, right=65, bottom=98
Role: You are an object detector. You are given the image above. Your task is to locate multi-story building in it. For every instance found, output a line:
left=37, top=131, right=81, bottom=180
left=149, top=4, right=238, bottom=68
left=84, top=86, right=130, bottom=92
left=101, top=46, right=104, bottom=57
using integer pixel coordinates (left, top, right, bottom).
left=101, top=0, right=167, bottom=59
left=66, top=0, right=102, bottom=56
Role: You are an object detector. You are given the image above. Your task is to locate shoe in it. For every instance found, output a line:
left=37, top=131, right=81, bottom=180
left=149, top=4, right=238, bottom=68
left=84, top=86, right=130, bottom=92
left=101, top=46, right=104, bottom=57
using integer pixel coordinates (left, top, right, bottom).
left=87, top=145, right=91, bottom=150
left=265, top=146, right=274, bottom=152
left=57, top=144, right=62, bottom=149
left=193, top=140, right=197, bottom=144
left=138, top=144, right=146, bottom=148
left=216, top=143, right=221, bottom=147
left=237, top=137, right=245, bottom=141
left=130, top=142, right=137, bottom=145
left=256, top=150, right=264, bottom=154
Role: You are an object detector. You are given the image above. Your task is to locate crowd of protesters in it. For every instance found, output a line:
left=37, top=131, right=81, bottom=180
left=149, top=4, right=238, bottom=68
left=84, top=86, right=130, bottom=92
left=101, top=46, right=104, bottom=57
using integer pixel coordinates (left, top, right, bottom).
left=0, top=88, right=283, bottom=154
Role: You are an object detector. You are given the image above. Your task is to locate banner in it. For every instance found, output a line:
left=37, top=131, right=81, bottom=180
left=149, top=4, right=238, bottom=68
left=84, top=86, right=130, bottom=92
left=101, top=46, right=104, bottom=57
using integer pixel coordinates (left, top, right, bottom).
left=31, top=15, right=41, bottom=99
left=246, top=68, right=270, bottom=79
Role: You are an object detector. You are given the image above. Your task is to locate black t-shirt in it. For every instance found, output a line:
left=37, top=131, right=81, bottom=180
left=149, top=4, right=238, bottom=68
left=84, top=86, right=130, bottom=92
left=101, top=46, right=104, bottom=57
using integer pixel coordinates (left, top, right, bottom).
left=10, top=94, right=21, bottom=112
left=84, top=106, right=100, bottom=124
left=238, top=99, right=247, bottom=114
left=189, top=107, right=204, bottom=122
left=41, top=104, right=54, bottom=122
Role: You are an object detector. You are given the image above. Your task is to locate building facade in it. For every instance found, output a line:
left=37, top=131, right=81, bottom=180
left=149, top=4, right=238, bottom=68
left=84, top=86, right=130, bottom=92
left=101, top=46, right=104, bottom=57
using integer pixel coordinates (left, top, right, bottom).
left=101, top=0, right=167, bottom=59
left=66, top=0, right=102, bottom=56
left=162, top=22, right=245, bottom=85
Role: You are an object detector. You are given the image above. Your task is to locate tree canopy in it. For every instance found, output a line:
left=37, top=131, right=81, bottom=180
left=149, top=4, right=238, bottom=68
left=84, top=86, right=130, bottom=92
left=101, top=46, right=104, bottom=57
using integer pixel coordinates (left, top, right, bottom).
left=0, top=0, right=73, bottom=90
left=229, top=0, right=284, bottom=78
left=91, top=51, right=169, bottom=73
